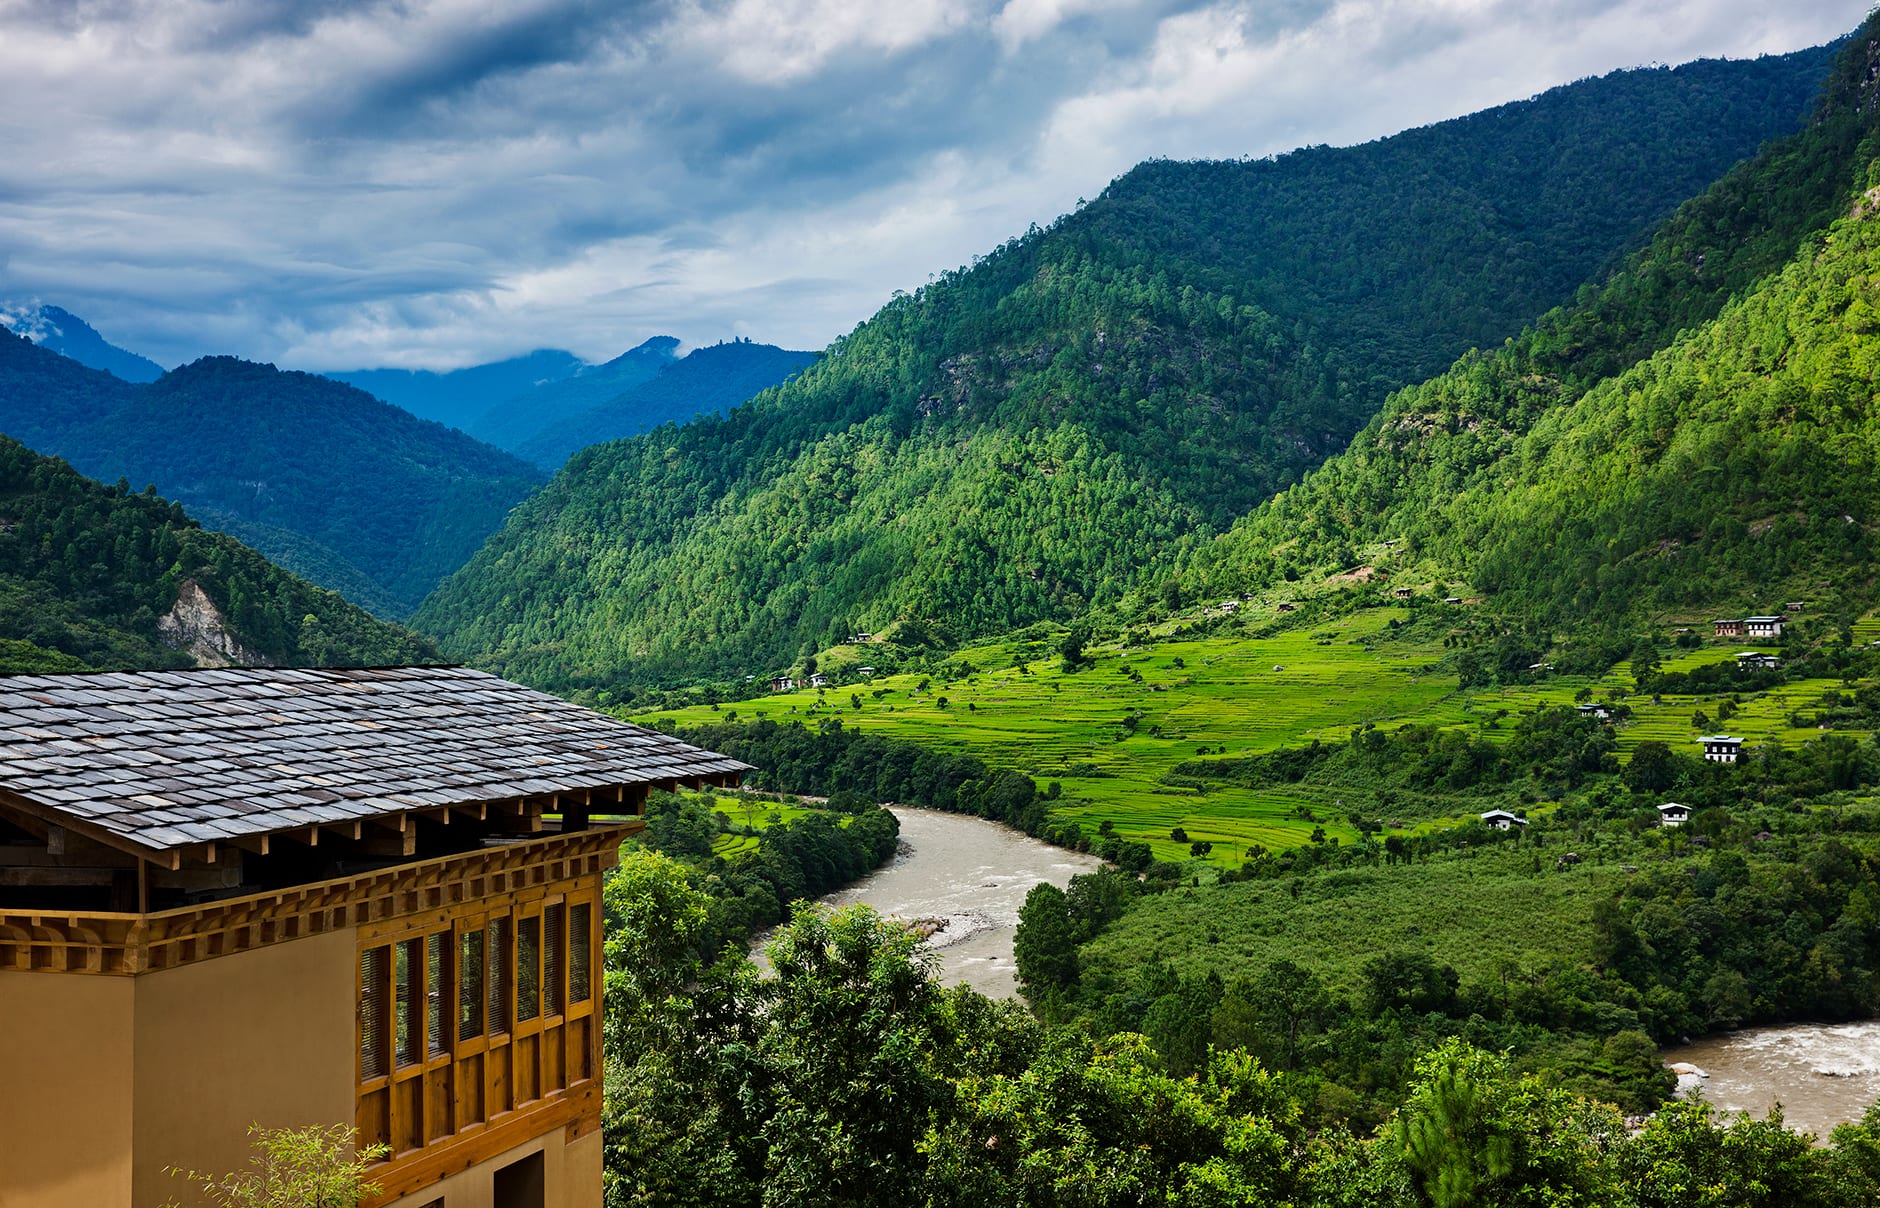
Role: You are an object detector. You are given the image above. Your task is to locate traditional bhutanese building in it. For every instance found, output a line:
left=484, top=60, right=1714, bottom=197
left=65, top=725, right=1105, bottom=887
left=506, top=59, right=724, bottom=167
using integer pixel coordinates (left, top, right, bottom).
left=0, top=666, right=748, bottom=1208
left=1698, top=734, right=1744, bottom=763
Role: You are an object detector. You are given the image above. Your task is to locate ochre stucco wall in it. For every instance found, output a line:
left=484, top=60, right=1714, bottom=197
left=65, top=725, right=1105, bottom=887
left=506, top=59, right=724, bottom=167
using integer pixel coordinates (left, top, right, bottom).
left=0, top=971, right=135, bottom=1208
left=131, top=928, right=358, bottom=1208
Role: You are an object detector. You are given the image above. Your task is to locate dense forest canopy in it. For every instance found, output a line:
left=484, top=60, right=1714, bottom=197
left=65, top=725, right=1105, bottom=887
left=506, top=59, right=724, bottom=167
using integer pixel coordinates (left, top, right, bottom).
left=0, top=435, right=436, bottom=671
left=1197, top=18, right=1880, bottom=625
left=416, top=43, right=1835, bottom=691
left=0, top=331, right=544, bottom=617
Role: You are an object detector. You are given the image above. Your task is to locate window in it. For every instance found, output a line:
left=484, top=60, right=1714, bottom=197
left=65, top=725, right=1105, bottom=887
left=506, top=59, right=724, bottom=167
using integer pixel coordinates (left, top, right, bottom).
left=360, top=946, right=388, bottom=1079
left=570, top=902, right=592, bottom=1004
left=427, top=932, right=450, bottom=1057
left=459, top=929, right=485, bottom=1041
left=518, top=915, right=540, bottom=1022
left=544, top=903, right=564, bottom=1017
left=394, top=938, right=421, bottom=1067
left=494, top=1151, right=544, bottom=1208
left=488, top=917, right=511, bottom=1034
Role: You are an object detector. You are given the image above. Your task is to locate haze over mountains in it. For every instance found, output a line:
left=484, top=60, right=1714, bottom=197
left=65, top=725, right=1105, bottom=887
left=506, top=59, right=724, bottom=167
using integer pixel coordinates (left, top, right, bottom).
left=414, top=41, right=1840, bottom=691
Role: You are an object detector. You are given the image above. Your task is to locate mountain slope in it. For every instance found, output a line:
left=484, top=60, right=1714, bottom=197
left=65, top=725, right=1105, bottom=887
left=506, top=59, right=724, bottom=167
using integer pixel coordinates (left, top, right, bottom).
left=512, top=340, right=819, bottom=468
left=0, top=436, right=435, bottom=672
left=329, top=348, right=585, bottom=430
left=415, top=40, right=1841, bottom=690
left=0, top=335, right=545, bottom=616
left=464, top=337, right=679, bottom=452
left=1198, top=15, right=1880, bottom=623
left=0, top=303, right=164, bottom=382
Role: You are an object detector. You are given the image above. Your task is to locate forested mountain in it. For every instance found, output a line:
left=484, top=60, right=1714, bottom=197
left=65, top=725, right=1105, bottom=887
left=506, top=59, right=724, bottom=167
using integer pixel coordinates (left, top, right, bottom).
left=462, top=337, right=679, bottom=452
left=512, top=339, right=820, bottom=468
left=416, top=42, right=1838, bottom=690
left=0, top=436, right=435, bottom=672
left=0, top=333, right=545, bottom=618
left=1198, top=14, right=1880, bottom=627
left=0, top=303, right=164, bottom=382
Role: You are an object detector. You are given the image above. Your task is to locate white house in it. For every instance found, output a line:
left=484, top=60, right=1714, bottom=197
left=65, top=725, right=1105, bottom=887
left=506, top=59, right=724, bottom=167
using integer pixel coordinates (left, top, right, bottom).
left=1745, top=615, right=1786, bottom=639
left=1479, top=809, right=1529, bottom=831
left=1657, top=802, right=1693, bottom=828
left=1698, top=735, right=1744, bottom=763
left=1735, top=651, right=1781, bottom=670
left=771, top=675, right=796, bottom=692
left=810, top=673, right=829, bottom=688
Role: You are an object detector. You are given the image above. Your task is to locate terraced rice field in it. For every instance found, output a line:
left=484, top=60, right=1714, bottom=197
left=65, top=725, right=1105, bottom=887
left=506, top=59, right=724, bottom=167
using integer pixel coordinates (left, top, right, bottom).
left=639, top=607, right=1876, bottom=865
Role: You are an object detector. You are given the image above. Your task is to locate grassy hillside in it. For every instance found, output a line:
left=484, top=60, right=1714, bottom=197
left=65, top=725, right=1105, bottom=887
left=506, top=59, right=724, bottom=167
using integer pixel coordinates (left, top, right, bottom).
left=417, top=43, right=1835, bottom=690
left=1200, top=15, right=1880, bottom=622
left=0, top=436, right=436, bottom=671
left=0, top=334, right=545, bottom=616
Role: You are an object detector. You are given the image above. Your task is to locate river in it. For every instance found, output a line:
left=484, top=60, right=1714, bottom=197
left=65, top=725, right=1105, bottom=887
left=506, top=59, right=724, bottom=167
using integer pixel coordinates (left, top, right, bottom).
left=805, top=807, right=1107, bottom=998
left=1665, top=1021, right=1880, bottom=1139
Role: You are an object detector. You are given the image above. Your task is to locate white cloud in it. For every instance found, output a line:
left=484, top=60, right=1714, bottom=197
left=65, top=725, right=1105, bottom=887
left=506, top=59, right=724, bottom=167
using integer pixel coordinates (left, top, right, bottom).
left=0, top=0, right=1865, bottom=371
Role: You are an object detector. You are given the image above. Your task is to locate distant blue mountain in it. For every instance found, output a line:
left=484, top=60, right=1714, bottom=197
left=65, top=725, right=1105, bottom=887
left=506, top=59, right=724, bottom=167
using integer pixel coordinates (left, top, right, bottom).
left=464, top=336, right=681, bottom=450
left=512, top=339, right=819, bottom=468
left=0, top=303, right=165, bottom=382
left=328, top=348, right=589, bottom=430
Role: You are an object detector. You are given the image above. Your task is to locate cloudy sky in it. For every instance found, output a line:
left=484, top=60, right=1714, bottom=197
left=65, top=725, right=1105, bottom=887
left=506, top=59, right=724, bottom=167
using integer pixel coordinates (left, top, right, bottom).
left=0, top=0, right=1867, bottom=371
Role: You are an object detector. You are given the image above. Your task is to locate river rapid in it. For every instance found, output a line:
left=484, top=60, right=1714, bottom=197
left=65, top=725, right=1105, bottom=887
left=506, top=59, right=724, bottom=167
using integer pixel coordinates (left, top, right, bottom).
left=1665, top=1021, right=1880, bottom=1139
left=802, top=807, right=1107, bottom=998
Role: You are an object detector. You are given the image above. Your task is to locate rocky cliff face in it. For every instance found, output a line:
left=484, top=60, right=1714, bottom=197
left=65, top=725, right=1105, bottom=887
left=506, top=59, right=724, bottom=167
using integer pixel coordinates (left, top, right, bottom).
left=157, top=579, right=256, bottom=667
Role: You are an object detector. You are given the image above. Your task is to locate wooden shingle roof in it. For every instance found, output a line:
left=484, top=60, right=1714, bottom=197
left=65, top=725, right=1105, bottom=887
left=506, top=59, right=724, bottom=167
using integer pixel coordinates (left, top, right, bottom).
left=0, top=665, right=749, bottom=854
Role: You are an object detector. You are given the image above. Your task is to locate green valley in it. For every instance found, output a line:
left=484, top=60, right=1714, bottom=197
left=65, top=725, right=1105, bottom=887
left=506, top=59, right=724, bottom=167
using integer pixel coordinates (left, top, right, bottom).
left=417, top=43, right=1835, bottom=690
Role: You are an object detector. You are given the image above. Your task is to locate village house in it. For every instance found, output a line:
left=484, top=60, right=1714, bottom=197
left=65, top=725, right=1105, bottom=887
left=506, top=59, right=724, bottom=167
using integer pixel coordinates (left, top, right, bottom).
left=1698, top=734, right=1744, bottom=763
left=1217, top=600, right=1240, bottom=613
left=857, top=666, right=877, bottom=678
left=1479, top=809, right=1528, bottom=831
left=0, top=666, right=748, bottom=1208
left=1736, top=651, right=1781, bottom=670
left=1444, top=597, right=1463, bottom=605
left=809, top=673, right=829, bottom=688
left=849, top=632, right=874, bottom=644
left=1785, top=602, right=1806, bottom=612
left=1276, top=602, right=1297, bottom=612
left=1575, top=703, right=1612, bottom=720
left=770, top=675, right=796, bottom=692
left=1657, top=802, right=1694, bottom=828
left=1745, top=615, right=1786, bottom=639
left=1712, top=619, right=1747, bottom=638
left=1392, top=587, right=1413, bottom=600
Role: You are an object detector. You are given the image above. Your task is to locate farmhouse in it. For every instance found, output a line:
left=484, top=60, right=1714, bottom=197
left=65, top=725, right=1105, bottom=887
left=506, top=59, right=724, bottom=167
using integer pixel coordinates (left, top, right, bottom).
left=1444, top=597, right=1463, bottom=605
left=1712, top=619, right=1747, bottom=638
left=0, top=666, right=749, bottom=1208
left=1657, top=802, right=1694, bottom=827
left=1745, top=615, right=1786, bottom=639
left=809, top=673, right=829, bottom=688
left=1392, top=587, right=1413, bottom=600
left=1277, top=602, right=1297, bottom=612
left=771, top=675, right=796, bottom=692
left=1698, top=734, right=1744, bottom=763
left=1735, top=651, right=1781, bottom=670
left=1479, top=809, right=1528, bottom=831
left=1575, top=704, right=1612, bottom=720
left=1218, top=600, right=1240, bottom=613
left=857, top=666, right=877, bottom=678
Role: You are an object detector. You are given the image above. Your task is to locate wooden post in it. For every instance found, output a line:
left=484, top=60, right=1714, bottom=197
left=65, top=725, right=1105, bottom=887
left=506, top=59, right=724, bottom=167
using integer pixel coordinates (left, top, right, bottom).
left=137, top=858, right=148, bottom=914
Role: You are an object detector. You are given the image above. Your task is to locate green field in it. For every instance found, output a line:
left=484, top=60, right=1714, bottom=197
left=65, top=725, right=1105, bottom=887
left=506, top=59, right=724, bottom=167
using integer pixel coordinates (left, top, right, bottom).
left=1081, top=844, right=1628, bottom=994
left=638, top=607, right=1874, bottom=866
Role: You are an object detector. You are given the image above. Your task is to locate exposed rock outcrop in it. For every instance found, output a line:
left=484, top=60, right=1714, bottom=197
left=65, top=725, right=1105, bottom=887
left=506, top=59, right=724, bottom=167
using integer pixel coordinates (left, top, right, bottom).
left=157, top=579, right=256, bottom=667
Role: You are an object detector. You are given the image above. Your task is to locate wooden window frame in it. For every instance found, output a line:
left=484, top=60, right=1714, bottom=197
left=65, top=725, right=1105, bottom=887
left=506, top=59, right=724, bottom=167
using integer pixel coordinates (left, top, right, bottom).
left=356, top=883, right=601, bottom=1162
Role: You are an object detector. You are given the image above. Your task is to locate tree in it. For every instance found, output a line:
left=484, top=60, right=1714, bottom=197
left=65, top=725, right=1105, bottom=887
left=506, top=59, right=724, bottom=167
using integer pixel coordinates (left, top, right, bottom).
left=162, top=1124, right=387, bottom=1208
left=758, top=904, right=951, bottom=1208
left=1014, top=881, right=1079, bottom=1000
left=1625, top=741, right=1681, bottom=793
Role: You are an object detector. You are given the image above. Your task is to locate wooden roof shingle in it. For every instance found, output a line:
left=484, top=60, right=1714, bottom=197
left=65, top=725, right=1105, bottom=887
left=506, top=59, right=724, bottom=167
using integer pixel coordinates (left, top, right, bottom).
left=0, top=666, right=750, bottom=854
